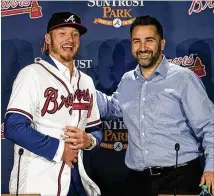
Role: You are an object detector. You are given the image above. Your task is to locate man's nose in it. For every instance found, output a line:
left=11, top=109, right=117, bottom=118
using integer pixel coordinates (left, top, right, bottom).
left=65, top=34, right=75, bottom=42
left=139, top=42, right=147, bottom=51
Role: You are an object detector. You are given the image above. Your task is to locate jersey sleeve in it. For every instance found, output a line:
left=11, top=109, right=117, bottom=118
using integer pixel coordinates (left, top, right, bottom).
left=5, top=66, right=63, bottom=162
left=6, top=66, right=39, bottom=120
left=86, top=78, right=101, bottom=128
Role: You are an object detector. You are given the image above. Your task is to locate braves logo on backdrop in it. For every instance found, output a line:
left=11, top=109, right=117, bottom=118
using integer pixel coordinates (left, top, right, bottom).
left=188, top=0, right=214, bottom=15
left=168, top=54, right=206, bottom=77
left=41, top=87, right=93, bottom=118
left=1, top=0, right=43, bottom=19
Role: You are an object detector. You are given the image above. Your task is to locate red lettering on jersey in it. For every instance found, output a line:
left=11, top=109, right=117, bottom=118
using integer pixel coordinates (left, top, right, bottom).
left=41, top=88, right=93, bottom=117
left=74, top=89, right=90, bottom=102
left=86, top=94, right=93, bottom=118
left=84, top=89, right=90, bottom=102
left=41, top=87, right=58, bottom=116
left=59, top=94, right=74, bottom=113
left=72, top=94, right=93, bottom=118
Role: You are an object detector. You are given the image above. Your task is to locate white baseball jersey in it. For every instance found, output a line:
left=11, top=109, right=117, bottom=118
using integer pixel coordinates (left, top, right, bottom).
left=6, top=57, right=101, bottom=196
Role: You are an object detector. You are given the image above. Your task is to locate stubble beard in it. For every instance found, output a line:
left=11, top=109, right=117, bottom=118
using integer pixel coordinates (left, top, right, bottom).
left=134, top=43, right=162, bottom=69
left=50, top=38, right=78, bottom=62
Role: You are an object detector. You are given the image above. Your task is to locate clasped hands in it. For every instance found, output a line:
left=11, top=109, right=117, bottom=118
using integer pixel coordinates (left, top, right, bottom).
left=61, top=126, right=91, bottom=168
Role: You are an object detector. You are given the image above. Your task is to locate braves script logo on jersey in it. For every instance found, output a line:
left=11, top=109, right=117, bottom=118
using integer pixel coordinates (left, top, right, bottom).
left=1, top=0, right=43, bottom=19
left=41, top=87, right=93, bottom=118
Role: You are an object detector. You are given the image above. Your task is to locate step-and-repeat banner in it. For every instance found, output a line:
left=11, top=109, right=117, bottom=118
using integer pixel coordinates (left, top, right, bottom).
left=1, top=1, right=214, bottom=195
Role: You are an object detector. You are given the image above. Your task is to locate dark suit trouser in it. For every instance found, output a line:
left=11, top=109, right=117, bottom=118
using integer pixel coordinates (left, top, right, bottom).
left=120, top=158, right=203, bottom=196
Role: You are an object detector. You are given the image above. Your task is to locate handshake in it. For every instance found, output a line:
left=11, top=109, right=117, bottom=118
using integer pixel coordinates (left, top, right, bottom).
left=61, top=126, right=95, bottom=168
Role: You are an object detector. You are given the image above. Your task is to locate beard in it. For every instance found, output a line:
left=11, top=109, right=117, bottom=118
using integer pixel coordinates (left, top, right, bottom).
left=50, top=37, right=78, bottom=62
left=133, top=42, right=162, bottom=69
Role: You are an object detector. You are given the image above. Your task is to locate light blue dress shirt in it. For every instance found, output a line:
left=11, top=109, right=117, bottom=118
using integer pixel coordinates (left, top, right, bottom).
left=96, top=56, right=214, bottom=172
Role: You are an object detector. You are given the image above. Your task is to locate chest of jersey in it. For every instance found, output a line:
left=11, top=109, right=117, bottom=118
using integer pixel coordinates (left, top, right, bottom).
left=34, top=62, right=93, bottom=127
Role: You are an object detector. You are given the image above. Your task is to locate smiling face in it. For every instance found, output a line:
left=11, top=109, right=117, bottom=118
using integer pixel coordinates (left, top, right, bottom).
left=45, top=27, right=80, bottom=64
left=132, top=25, right=165, bottom=69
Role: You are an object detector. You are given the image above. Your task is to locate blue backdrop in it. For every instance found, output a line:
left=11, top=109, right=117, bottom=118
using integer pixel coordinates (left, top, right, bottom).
left=1, top=1, right=214, bottom=195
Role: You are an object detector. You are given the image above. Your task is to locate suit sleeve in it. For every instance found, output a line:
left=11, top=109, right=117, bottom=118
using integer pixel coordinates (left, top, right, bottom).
left=5, top=66, right=62, bottom=161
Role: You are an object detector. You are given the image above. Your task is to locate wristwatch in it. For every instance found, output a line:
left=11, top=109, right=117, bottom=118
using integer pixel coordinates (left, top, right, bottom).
left=84, top=134, right=97, bottom=150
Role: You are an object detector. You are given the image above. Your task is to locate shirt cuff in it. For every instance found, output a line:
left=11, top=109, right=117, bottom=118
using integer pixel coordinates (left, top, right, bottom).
left=204, top=158, right=214, bottom=172
left=53, top=140, right=64, bottom=162
left=84, top=134, right=97, bottom=150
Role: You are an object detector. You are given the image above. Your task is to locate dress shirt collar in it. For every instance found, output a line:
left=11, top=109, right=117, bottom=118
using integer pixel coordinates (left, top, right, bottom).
left=49, top=55, right=78, bottom=80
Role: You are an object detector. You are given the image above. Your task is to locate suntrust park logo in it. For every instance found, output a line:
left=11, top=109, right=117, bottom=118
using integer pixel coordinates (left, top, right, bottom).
left=168, top=54, right=206, bottom=77
left=100, top=119, right=128, bottom=151
left=88, top=0, right=144, bottom=28
left=1, top=0, right=43, bottom=19
left=188, top=0, right=214, bottom=15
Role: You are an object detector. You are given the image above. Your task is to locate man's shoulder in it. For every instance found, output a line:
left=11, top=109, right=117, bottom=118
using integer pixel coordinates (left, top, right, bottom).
left=18, top=62, right=41, bottom=76
left=168, top=62, right=195, bottom=79
left=79, top=70, right=93, bottom=81
left=78, top=70, right=95, bottom=88
left=122, top=69, right=136, bottom=80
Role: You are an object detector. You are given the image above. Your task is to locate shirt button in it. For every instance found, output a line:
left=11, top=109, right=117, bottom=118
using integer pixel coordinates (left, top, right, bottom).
left=65, top=172, right=68, bottom=175
left=142, top=98, right=145, bottom=101
left=142, top=133, right=145, bottom=136
left=145, top=150, right=148, bottom=154
left=142, top=115, right=144, bottom=119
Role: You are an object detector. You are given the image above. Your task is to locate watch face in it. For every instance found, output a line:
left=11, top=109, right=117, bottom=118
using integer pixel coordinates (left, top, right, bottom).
left=85, top=134, right=96, bottom=150
left=90, top=135, right=96, bottom=146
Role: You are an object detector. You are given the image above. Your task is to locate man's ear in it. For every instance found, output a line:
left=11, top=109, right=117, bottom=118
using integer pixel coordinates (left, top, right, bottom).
left=161, top=39, right=166, bottom=51
left=45, top=33, right=51, bottom=45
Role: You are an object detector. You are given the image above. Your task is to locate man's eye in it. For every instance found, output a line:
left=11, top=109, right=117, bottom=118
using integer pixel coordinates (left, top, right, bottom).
left=133, top=40, right=140, bottom=44
left=73, top=33, right=79, bottom=37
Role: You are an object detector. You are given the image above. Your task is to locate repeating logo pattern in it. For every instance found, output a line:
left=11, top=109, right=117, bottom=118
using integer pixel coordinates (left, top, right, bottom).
left=1, top=0, right=43, bottom=19
left=188, top=0, right=214, bottom=15
left=168, top=54, right=206, bottom=77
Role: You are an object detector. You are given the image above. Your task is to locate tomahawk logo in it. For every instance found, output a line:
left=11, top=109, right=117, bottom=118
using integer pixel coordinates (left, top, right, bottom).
left=65, top=15, right=76, bottom=23
left=1, top=0, right=43, bottom=19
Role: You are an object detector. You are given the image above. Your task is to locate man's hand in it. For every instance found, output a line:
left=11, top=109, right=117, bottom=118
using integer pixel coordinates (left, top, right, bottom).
left=64, top=126, right=91, bottom=149
left=61, top=143, right=78, bottom=168
left=199, top=171, right=214, bottom=194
